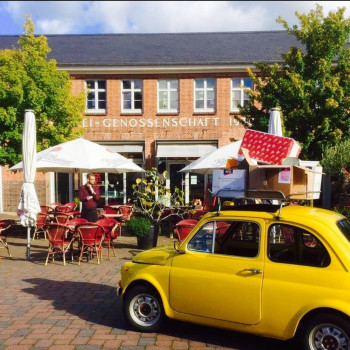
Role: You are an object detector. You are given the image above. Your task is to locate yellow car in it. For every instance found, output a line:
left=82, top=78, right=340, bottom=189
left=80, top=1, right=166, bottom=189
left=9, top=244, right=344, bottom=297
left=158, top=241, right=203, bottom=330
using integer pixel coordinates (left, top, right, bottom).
left=118, top=204, right=350, bottom=350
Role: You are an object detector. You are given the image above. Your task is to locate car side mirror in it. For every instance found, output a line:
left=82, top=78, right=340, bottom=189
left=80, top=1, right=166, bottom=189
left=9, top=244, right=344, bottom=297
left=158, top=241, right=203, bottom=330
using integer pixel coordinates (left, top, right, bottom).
left=173, top=240, right=185, bottom=254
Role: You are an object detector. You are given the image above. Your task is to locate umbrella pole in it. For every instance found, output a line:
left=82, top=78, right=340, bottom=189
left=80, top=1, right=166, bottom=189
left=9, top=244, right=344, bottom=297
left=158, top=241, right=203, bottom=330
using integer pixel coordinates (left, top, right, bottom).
left=26, top=226, right=31, bottom=261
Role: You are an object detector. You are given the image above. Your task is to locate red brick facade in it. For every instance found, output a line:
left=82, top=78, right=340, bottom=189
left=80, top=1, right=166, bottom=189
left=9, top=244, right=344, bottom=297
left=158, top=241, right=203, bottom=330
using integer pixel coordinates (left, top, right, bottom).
left=74, top=73, right=247, bottom=164
left=2, top=72, right=249, bottom=211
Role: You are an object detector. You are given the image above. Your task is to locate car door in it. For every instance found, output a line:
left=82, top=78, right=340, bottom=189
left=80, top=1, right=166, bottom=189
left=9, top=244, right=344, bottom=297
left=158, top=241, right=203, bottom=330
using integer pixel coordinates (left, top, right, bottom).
left=169, top=219, right=265, bottom=324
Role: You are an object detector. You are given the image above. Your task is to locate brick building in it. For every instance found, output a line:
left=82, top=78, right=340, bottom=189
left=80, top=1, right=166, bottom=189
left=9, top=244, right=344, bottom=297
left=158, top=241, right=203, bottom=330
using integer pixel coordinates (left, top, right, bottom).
left=0, top=31, right=300, bottom=211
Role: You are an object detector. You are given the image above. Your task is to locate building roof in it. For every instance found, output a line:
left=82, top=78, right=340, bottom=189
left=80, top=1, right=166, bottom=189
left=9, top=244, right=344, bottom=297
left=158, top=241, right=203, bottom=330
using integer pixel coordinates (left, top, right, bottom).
left=0, top=31, right=302, bottom=67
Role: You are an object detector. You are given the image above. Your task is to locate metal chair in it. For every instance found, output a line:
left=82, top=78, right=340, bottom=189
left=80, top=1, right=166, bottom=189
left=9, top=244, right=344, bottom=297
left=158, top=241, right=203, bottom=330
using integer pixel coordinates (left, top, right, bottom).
left=95, top=218, right=121, bottom=259
left=0, top=219, right=15, bottom=260
left=75, top=223, right=105, bottom=265
left=32, top=212, right=50, bottom=240
left=44, top=223, right=74, bottom=266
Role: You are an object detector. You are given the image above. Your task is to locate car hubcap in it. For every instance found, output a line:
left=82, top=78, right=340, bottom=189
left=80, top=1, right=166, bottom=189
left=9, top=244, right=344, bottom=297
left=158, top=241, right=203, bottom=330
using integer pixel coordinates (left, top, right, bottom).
left=310, top=324, right=349, bottom=350
left=130, top=294, right=160, bottom=326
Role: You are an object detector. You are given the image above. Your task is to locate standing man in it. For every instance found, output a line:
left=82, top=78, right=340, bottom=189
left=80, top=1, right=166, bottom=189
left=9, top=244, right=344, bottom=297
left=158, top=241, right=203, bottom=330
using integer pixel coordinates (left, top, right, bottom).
left=79, top=173, right=101, bottom=222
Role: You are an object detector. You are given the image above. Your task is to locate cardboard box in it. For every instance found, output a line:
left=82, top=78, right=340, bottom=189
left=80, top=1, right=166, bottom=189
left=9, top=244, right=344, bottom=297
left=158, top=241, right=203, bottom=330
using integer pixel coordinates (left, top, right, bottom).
left=299, top=161, right=323, bottom=200
left=238, top=129, right=301, bottom=165
left=241, top=148, right=318, bottom=200
left=212, top=169, right=246, bottom=198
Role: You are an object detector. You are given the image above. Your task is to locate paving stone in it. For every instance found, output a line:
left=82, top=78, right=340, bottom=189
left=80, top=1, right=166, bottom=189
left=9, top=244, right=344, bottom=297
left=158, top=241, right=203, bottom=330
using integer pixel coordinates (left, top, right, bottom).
left=78, top=329, right=95, bottom=337
left=0, top=235, right=293, bottom=350
left=12, top=329, right=32, bottom=337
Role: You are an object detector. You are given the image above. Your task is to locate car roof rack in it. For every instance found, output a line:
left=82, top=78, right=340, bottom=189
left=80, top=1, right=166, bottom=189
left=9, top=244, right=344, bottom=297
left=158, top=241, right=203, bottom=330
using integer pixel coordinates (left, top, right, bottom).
left=215, top=189, right=321, bottom=219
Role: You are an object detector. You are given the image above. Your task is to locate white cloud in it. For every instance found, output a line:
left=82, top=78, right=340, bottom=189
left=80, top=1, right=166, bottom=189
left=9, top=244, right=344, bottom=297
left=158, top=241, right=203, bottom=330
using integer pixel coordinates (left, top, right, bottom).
left=2, top=1, right=350, bottom=34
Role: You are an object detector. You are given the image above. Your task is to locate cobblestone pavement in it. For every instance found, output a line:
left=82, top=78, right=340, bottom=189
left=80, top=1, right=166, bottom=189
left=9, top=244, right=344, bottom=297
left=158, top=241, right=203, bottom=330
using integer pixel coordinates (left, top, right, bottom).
left=0, top=221, right=295, bottom=350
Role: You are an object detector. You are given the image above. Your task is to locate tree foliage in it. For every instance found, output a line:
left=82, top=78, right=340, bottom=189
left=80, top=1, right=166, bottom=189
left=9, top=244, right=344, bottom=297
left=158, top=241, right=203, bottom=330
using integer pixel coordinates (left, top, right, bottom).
left=0, top=16, right=85, bottom=166
left=239, top=4, right=350, bottom=160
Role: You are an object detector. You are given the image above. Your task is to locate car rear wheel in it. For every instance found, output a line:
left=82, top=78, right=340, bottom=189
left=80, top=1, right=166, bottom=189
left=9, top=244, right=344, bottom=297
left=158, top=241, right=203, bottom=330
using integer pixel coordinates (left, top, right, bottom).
left=301, top=313, right=350, bottom=350
left=123, top=285, right=164, bottom=332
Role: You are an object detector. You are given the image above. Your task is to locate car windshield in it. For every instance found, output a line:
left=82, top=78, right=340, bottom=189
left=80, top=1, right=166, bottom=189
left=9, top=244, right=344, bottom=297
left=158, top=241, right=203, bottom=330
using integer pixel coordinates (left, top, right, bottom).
left=337, top=219, right=350, bottom=242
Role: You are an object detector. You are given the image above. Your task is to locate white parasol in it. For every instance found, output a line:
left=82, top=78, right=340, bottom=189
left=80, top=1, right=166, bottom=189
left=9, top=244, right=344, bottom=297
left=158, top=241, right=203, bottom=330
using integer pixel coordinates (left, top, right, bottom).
left=17, top=110, right=41, bottom=260
left=179, top=140, right=242, bottom=174
left=268, top=107, right=283, bottom=136
left=10, top=137, right=144, bottom=174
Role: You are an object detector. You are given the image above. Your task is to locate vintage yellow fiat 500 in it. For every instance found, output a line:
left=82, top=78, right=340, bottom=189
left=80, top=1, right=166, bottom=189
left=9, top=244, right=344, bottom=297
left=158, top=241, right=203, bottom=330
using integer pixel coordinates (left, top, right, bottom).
left=118, top=204, right=350, bottom=350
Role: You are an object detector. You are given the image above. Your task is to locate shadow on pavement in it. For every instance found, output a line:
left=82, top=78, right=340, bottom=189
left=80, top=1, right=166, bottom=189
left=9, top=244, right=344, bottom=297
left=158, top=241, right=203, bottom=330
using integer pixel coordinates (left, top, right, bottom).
left=22, top=278, right=295, bottom=350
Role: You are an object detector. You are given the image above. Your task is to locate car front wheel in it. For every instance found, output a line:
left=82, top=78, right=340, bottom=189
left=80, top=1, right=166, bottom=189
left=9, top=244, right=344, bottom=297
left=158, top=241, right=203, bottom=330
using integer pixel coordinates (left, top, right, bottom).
left=123, top=285, right=164, bottom=332
left=301, top=313, right=350, bottom=350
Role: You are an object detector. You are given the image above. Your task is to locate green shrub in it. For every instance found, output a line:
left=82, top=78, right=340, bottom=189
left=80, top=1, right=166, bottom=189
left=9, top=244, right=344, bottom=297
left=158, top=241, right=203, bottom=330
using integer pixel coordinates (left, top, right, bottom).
left=333, top=206, right=350, bottom=219
left=127, top=216, right=152, bottom=238
left=321, top=138, right=350, bottom=179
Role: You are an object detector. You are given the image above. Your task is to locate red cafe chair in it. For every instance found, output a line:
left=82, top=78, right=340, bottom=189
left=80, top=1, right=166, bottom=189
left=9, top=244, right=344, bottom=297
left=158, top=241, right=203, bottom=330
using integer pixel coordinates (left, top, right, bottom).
left=75, top=223, right=105, bottom=265
left=0, top=219, right=15, bottom=260
left=66, top=218, right=89, bottom=232
left=102, top=205, right=120, bottom=216
left=40, top=205, right=53, bottom=214
left=119, top=205, right=133, bottom=224
left=32, top=212, right=50, bottom=240
left=95, top=218, right=121, bottom=259
left=55, top=205, right=71, bottom=214
left=54, top=212, right=74, bottom=224
left=66, top=218, right=89, bottom=254
left=174, top=219, right=198, bottom=241
left=44, top=223, right=74, bottom=266
left=64, top=202, right=78, bottom=211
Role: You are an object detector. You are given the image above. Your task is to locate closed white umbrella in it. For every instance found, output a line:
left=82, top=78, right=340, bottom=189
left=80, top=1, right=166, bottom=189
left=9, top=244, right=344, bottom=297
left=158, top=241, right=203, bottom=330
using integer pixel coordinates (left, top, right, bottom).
left=10, top=138, right=144, bottom=174
left=17, top=110, right=41, bottom=260
left=268, top=107, right=283, bottom=136
left=179, top=140, right=242, bottom=174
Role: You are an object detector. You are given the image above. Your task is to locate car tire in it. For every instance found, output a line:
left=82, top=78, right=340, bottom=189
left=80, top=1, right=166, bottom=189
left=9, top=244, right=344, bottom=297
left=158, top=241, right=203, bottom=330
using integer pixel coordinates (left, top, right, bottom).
left=123, top=285, right=164, bottom=332
left=300, top=313, right=350, bottom=350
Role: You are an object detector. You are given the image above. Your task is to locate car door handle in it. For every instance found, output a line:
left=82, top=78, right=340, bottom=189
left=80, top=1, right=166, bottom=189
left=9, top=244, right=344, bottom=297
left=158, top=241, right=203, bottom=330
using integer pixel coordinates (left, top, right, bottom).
left=243, top=268, right=262, bottom=274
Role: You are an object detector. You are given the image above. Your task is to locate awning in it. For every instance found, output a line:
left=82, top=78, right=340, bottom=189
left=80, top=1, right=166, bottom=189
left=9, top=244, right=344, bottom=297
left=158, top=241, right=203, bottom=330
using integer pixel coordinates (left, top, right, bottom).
left=156, top=142, right=217, bottom=158
left=107, top=145, right=143, bottom=153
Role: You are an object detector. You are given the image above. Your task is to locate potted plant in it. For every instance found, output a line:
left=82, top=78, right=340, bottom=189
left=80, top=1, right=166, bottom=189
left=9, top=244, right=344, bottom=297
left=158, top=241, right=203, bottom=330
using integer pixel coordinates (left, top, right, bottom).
left=127, top=216, right=156, bottom=249
left=130, top=168, right=186, bottom=248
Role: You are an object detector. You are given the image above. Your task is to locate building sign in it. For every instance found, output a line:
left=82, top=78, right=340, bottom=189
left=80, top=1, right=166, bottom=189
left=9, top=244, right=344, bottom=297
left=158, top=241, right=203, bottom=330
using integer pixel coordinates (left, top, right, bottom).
left=83, top=116, right=244, bottom=128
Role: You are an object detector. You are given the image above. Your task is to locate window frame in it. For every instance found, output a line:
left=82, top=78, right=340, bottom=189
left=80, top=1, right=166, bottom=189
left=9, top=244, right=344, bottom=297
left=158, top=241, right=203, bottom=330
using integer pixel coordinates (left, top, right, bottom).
left=187, top=219, right=260, bottom=258
left=85, top=80, right=106, bottom=114
left=194, top=78, right=216, bottom=113
left=267, top=223, right=331, bottom=268
left=157, top=79, right=179, bottom=113
left=121, top=79, right=143, bottom=113
left=230, top=78, right=253, bottom=113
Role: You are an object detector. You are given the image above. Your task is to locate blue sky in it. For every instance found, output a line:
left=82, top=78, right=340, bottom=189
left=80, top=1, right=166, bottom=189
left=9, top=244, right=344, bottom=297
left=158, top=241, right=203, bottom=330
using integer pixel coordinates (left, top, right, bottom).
left=0, top=1, right=349, bottom=35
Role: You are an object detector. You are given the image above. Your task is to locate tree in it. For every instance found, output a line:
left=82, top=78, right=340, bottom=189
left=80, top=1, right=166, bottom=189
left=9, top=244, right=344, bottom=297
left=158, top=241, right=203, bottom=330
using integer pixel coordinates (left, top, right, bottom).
left=0, top=16, right=85, bottom=166
left=239, top=4, right=350, bottom=160
left=131, top=168, right=186, bottom=225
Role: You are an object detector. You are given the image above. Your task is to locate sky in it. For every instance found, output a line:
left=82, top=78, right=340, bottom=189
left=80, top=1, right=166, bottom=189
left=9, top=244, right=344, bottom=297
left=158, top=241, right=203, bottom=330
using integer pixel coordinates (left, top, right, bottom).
left=0, top=1, right=349, bottom=35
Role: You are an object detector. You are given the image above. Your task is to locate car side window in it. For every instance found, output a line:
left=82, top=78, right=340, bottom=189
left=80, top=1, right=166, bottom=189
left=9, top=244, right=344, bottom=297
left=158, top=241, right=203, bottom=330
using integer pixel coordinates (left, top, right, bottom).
left=268, top=224, right=330, bottom=267
left=188, top=220, right=260, bottom=258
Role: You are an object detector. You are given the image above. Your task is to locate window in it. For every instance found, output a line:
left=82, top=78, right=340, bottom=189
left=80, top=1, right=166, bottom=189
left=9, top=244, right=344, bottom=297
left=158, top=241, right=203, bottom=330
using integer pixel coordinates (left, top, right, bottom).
left=121, top=80, right=143, bottom=113
left=158, top=80, right=179, bottom=113
left=187, top=220, right=260, bottom=258
left=268, top=224, right=330, bottom=267
left=85, top=80, right=106, bottom=113
left=231, top=78, right=253, bottom=112
left=194, top=79, right=216, bottom=112
left=337, top=219, right=350, bottom=242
